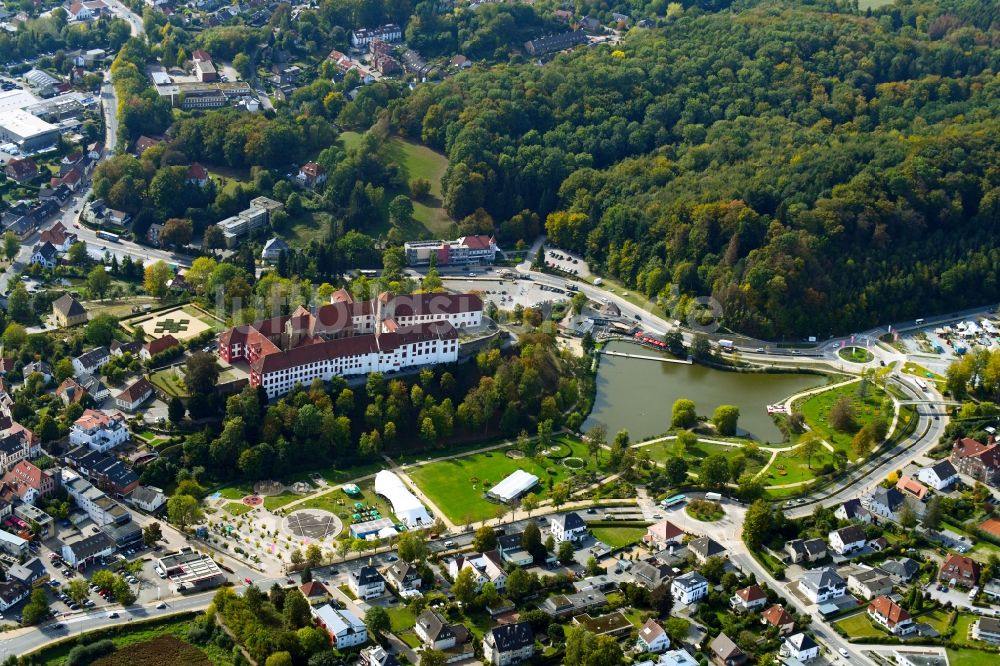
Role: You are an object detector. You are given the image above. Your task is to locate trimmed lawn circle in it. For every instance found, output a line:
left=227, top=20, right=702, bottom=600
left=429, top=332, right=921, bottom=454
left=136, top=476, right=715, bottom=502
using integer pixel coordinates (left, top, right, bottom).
left=544, top=444, right=570, bottom=459
left=838, top=346, right=874, bottom=363
left=563, top=457, right=585, bottom=469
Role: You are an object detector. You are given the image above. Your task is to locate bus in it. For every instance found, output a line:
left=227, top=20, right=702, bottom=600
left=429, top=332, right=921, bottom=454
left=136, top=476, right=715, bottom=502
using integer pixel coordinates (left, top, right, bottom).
left=705, top=492, right=722, bottom=502
left=916, top=379, right=928, bottom=392
left=95, top=230, right=120, bottom=243
left=718, top=339, right=734, bottom=352
left=662, top=494, right=687, bottom=509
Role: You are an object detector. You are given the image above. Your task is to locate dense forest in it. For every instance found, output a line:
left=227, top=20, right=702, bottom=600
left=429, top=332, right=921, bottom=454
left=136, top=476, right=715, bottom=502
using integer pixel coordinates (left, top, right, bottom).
left=387, top=0, right=1000, bottom=337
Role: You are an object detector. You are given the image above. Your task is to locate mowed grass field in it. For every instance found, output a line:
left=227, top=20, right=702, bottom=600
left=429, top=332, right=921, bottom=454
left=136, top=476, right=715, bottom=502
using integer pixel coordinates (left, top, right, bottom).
left=409, top=438, right=599, bottom=524
left=796, top=381, right=890, bottom=457
left=341, top=131, right=452, bottom=236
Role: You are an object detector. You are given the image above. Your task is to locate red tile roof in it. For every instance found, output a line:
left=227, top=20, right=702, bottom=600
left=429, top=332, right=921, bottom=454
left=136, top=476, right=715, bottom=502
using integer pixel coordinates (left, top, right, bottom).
left=145, top=335, right=180, bottom=356
left=868, top=595, right=910, bottom=628
left=187, top=163, right=208, bottom=180
left=116, top=377, right=153, bottom=404
left=736, top=584, right=766, bottom=603
left=761, top=604, right=794, bottom=628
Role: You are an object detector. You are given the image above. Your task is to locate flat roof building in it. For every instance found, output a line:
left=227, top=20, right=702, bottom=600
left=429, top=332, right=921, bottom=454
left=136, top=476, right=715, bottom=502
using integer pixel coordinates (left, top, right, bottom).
left=158, top=547, right=226, bottom=593
left=0, top=109, right=59, bottom=151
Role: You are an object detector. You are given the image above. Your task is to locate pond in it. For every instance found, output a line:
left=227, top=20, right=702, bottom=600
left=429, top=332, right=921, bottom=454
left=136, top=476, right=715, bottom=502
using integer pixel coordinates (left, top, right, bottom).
left=583, top=340, right=827, bottom=443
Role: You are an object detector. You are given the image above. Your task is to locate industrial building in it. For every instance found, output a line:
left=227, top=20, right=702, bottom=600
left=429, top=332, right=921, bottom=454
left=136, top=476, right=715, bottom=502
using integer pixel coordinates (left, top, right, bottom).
left=0, top=110, right=60, bottom=151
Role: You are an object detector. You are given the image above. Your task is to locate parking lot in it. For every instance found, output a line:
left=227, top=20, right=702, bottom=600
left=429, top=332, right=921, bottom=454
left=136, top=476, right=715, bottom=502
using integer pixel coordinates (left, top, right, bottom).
left=443, top=277, right=572, bottom=312
left=542, top=247, right=591, bottom=278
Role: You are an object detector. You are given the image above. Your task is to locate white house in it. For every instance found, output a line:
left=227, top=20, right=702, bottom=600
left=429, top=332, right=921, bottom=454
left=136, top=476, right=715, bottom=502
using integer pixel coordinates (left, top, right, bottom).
left=448, top=551, right=507, bottom=591
left=114, top=377, right=154, bottom=412
left=917, top=460, right=960, bottom=491
left=829, top=525, right=867, bottom=556
left=835, top=498, right=873, bottom=524
left=483, top=622, right=534, bottom=666
left=550, top=511, right=587, bottom=543
left=671, top=572, right=709, bottom=605
left=783, top=633, right=819, bottom=662
left=636, top=618, right=670, bottom=654
left=128, top=486, right=167, bottom=513
left=798, top=567, right=846, bottom=604
left=0, top=580, right=29, bottom=611
left=730, top=584, right=768, bottom=612
left=30, top=241, right=58, bottom=268
left=313, top=604, right=367, bottom=648
left=415, top=610, right=457, bottom=650
left=72, top=346, right=111, bottom=377
left=868, top=595, right=915, bottom=635
left=69, top=410, right=129, bottom=452
left=348, top=565, right=385, bottom=600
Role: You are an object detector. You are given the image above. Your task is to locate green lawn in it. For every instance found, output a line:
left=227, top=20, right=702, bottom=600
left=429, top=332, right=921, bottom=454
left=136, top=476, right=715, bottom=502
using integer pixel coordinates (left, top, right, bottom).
left=263, top=491, right=301, bottom=511
left=834, top=612, right=885, bottom=639
left=857, top=0, right=896, bottom=8
left=591, top=526, right=647, bottom=549
left=149, top=367, right=189, bottom=398
left=340, top=131, right=452, bottom=237
left=224, top=502, right=255, bottom=516
left=839, top=346, right=873, bottom=363
left=917, top=608, right=954, bottom=635
left=216, top=484, right=253, bottom=500
left=796, top=381, right=891, bottom=457
left=133, top=429, right=169, bottom=448
left=953, top=613, right=983, bottom=647
left=947, top=648, right=1000, bottom=666
left=181, top=304, right=225, bottom=332
left=409, top=438, right=603, bottom=524
left=645, top=438, right=765, bottom=477
left=766, top=448, right=833, bottom=486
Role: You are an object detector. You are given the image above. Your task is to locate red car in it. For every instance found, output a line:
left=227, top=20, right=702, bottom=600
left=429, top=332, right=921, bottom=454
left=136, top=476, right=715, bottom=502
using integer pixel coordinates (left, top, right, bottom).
left=244, top=577, right=252, bottom=585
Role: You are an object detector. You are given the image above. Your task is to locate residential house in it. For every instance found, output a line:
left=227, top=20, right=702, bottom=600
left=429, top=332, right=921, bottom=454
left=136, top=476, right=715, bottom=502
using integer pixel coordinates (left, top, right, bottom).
left=1, top=459, right=57, bottom=505
left=896, top=475, right=929, bottom=501
left=785, top=538, right=827, bottom=564
left=573, top=611, right=633, bottom=638
left=644, top=520, right=685, bottom=550
left=710, top=633, right=747, bottom=666
left=864, top=487, right=907, bottom=522
left=38, top=222, right=77, bottom=252
left=313, top=604, right=367, bottom=649
left=829, top=525, right=867, bottom=556
left=917, top=460, right=960, bottom=491
left=56, top=378, right=89, bottom=405
left=359, top=646, right=400, bottom=666
left=0, top=530, right=27, bottom=557
left=783, top=633, right=819, bottom=662
left=761, top=604, right=795, bottom=635
left=72, top=346, right=110, bottom=377
left=68, top=0, right=108, bottom=21
left=383, top=560, right=421, bottom=592
left=5, top=157, right=37, bottom=183
left=448, top=550, right=507, bottom=591
left=7, top=558, right=48, bottom=589
left=870, top=537, right=890, bottom=551
left=0, top=432, right=32, bottom=474
left=579, top=16, right=602, bottom=33
left=540, top=589, right=607, bottom=617
left=69, top=410, right=129, bottom=452
left=297, top=162, right=327, bottom=189
left=798, top=567, right=846, bottom=604
left=984, top=578, right=1000, bottom=602
left=21, top=361, right=51, bottom=384
left=114, top=377, right=154, bottom=412
left=63, top=449, right=138, bottom=498
left=0, top=580, right=28, bottom=611
left=30, top=241, right=58, bottom=268
left=128, top=485, right=166, bottom=513
left=187, top=163, right=209, bottom=187
left=52, top=293, right=88, bottom=327
left=550, top=511, right=587, bottom=543
left=483, top=622, right=534, bottom=665
left=77, top=373, right=109, bottom=402
left=688, top=536, right=725, bottom=563
left=868, top=595, right=915, bottom=635
left=299, top=581, right=332, bottom=606
left=633, top=560, right=672, bottom=590
left=348, top=564, right=385, bottom=600
left=951, top=437, right=1000, bottom=486
left=971, top=617, right=1000, bottom=643
left=497, top=532, right=532, bottom=567
left=141, top=335, right=180, bottom=361
left=262, top=237, right=289, bottom=263
left=14, top=504, right=54, bottom=539
left=134, top=135, right=160, bottom=155
left=523, top=30, right=589, bottom=57
left=939, top=553, right=981, bottom=588
left=730, top=584, right=768, bottom=612
left=847, top=567, right=894, bottom=600
left=416, top=609, right=458, bottom=650
left=110, top=340, right=143, bottom=358
left=835, top=499, right=873, bottom=524
left=636, top=618, right=670, bottom=654
left=671, top=572, right=709, bottom=605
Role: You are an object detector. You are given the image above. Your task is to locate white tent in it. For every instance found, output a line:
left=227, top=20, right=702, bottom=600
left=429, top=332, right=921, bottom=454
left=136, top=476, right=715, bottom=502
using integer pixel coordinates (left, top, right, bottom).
left=373, top=470, right=431, bottom=528
left=488, top=469, right=539, bottom=503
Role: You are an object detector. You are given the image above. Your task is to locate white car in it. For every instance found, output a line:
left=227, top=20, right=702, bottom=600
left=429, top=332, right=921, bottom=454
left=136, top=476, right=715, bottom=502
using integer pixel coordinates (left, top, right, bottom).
left=839, top=648, right=849, bottom=657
